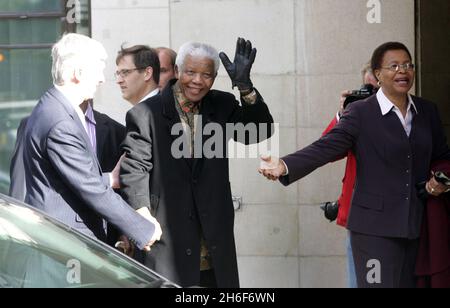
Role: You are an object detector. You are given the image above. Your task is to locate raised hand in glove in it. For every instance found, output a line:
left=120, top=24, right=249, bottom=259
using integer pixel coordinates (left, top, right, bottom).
left=219, top=37, right=257, bottom=91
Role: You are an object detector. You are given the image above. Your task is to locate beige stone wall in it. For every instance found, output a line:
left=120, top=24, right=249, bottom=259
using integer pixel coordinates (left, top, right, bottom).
left=91, top=0, right=415, bottom=288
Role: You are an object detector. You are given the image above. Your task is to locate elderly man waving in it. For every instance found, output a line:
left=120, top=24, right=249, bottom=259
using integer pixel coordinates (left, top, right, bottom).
left=120, top=38, right=274, bottom=288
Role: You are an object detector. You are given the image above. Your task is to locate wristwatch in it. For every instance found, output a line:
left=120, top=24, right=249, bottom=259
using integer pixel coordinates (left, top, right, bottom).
left=241, top=88, right=257, bottom=104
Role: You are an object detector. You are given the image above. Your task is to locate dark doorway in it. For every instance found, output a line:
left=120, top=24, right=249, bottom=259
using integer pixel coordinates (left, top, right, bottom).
left=416, top=0, right=450, bottom=137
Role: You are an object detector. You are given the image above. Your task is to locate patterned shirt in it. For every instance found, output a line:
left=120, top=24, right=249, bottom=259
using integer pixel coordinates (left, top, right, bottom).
left=172, top=81, right=212, bottom=271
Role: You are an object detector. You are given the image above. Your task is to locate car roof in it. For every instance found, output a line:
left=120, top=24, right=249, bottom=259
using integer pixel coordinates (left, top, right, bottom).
left=0, top=192, right=179, bottom=288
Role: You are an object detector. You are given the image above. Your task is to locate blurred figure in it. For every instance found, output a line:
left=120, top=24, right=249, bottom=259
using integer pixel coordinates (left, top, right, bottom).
left=260, top=42, right=450, bottom=288
left=156, top=47, right=177, bottom=90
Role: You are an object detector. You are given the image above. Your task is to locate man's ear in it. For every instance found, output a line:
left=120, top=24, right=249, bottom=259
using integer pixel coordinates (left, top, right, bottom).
left=374, top=69, right=381, bottom=81
left=71, top=68, right=82, bottom=84
left=144, top=66, right=154, bottom=82
left=174, top=65, right=180, bottom=79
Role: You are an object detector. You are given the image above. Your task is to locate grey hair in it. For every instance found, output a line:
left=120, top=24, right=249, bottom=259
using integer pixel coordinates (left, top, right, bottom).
left=51, top=33, right=107, bottom=85
left=361, top=61, right=372, bottom=79
left=175, top=42, right=220, bottom=74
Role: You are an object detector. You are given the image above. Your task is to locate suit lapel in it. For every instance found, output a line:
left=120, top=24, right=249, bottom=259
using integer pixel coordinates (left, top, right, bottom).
left=408, top=96, right=423, bottom=141
left=161, top=82, right=192, bottom=174
left=49, top=87, right=102, bottom=172
left=192, top=93, right=217, bottom=177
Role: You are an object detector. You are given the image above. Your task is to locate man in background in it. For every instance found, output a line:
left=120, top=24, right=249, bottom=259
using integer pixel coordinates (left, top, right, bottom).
left=115, top=45, right=160, bottom=106
left=156, top=47, right=177, bottom=90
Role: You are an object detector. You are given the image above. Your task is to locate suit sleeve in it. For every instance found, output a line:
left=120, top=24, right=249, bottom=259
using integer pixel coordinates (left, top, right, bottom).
left=322, top=117, right=338, bottom=136
left=46, top=119, right=154, bottom=249
left=120, top=107, right=154, bottom=210
left=280, top=102, right=360, bottom=186
left=228, top=88, right=274, bottom=145
left=322, top=117, right=348, bottom=162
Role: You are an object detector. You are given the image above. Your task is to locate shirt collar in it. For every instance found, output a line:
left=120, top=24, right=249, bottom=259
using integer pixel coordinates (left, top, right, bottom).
left=377, top=88, right=418, bottom=116
left=139, top=88, right=160, bottom=104
left=84, top=101, right=96, bottom=125
left=54, top=85, right=87, bottom=130
left=54, top=84, right=84, bottom=111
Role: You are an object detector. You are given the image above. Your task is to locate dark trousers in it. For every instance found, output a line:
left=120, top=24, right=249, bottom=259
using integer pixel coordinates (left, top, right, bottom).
left=200, top=269, right=217, bottom=288
left=136, top=250, right=218, bottom=288
left=350, top=231, right=419, bottom=288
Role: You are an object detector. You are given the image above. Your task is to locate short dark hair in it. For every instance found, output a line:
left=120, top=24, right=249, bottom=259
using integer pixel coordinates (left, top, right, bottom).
left=371, top=42, right=412, bottom=73
left=116, top=45, right=160, bottom=84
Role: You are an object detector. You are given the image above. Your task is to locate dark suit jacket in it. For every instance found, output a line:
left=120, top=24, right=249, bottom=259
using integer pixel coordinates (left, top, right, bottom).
left=120, top=80, right=274, bottom=287
left=281, top=95, right=450, bottom=239
left=94, top=110, right=126, bottom=172
left=22, top=87, right=154, bottom=249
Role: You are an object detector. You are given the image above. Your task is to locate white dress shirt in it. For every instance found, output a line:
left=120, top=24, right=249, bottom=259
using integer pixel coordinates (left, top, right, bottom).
left=54, top=85, right=88, bottom=133
left=376, top=88, right=417, bottom=137
left=139, top=88, right=159, bottom=104
left=281, top=89, right=418, bottom=176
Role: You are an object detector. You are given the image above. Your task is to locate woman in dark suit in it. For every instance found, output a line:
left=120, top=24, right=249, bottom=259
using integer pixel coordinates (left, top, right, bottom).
left=259, top=42, right=450, bottom=288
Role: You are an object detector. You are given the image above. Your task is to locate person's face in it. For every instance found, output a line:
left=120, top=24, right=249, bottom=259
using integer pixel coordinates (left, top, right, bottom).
left=363, top=71, right=379, bottom=88
left=374, top=49, right=414, bottom=97
left=158, top=51, right=176, bottom=90
left=116, top=55, right=151, bottom=105
left=176, top=56, right=216, bottom=103
left=79, top=59, right=105, bottom=100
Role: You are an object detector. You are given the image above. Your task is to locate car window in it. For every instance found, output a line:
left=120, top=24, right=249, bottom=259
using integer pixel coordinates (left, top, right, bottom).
left=0, top=199, right=171, bottom=288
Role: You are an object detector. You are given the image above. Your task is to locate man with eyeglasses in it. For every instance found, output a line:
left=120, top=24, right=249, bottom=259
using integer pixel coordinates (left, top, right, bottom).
left=115, top=45, right=160, bottom=106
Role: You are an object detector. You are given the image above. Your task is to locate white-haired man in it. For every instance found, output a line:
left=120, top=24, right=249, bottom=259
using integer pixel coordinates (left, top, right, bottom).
left=120, top=38, right=274, bottom=287
left=23, top=34, right=161, bottom=258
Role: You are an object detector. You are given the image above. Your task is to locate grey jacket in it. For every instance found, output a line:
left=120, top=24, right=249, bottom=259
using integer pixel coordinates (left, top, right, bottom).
left=23, top=87, right=154, bottom=249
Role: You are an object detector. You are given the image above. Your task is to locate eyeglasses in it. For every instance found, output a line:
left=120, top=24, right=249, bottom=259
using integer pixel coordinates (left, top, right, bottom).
left=381, top=63, right=415, bottom=72
left=114, top=67, right=145, bottom=78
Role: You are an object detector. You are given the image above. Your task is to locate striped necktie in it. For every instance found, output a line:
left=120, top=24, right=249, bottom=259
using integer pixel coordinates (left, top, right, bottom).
left=84, top=103, right=97, bottom=154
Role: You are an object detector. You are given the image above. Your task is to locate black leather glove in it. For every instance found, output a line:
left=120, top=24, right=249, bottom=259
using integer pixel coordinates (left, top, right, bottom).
left=219, top=37, right=256, bottom=91
left=433, top=171, right=450, bottom=186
